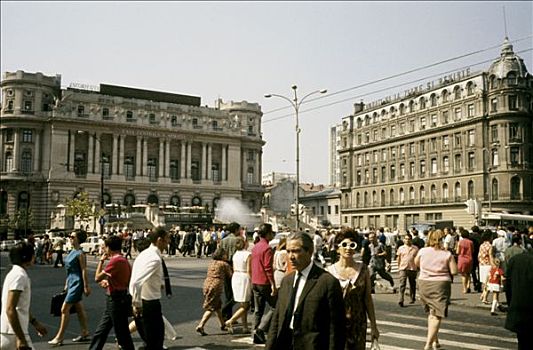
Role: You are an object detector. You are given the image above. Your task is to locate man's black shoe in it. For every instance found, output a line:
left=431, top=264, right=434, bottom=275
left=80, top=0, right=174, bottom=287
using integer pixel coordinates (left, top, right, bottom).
left=398, top=301, right=404, bottom=307
left=253, top=329, right=266, bottom=344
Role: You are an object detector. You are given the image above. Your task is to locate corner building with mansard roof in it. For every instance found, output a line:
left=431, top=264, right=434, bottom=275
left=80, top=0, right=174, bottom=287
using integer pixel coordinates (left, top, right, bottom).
left=0, top=71, right=264, bottom=236
left=337, top=39, right=533, bottom=231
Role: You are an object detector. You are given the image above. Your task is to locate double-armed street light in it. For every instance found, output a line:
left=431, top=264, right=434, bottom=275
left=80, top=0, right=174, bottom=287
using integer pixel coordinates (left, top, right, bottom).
left=264, top=85, right=327, bottom=231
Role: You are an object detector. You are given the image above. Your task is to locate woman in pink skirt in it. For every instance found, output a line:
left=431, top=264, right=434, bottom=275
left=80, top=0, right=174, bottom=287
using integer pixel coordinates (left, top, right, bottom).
left=456, top=229, right=474, bottom=294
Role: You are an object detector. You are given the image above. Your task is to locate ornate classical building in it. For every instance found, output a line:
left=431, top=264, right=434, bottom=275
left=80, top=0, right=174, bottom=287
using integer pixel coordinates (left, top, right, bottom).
left=336, top=39, right=533, bottom=230
left=0, top=70, right=264, bottom=236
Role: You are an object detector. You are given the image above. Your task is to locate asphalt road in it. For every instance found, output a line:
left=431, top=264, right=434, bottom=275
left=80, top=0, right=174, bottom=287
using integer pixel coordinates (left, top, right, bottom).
left=0, top=251, right=516, bottom=350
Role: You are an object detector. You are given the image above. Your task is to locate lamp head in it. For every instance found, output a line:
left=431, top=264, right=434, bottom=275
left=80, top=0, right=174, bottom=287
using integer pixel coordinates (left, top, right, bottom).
left=291, top=85, right=297, bottom=90
left=264, top=94, right=272, bottom=98
left=319, top=89, right=327, bottom=94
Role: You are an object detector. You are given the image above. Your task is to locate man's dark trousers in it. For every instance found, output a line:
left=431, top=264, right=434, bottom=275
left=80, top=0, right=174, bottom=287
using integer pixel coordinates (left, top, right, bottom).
left=89, top=293, right=134, bottom=350
left=135, top=299, right=164, bottom=350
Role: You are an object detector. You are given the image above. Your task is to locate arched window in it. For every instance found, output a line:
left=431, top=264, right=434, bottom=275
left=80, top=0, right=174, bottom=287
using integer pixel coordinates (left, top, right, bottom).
left=399, top=188, right=405, bottom=204
left=399, top=104, right=405, bottom=116
left=510, top=176, right=521, bottom=200
left=489, top=76, right=497, bottom=89
left=381, top=190, right=386, bottom=206
left=345, top=193, right=350, bottom=207
left=357, top=118, right=363, bottom=128
left=507, top=72, right=517, bottom=85
left=466, top=82, right=474, bottom=95
left=147, top=194, right=159, bottom=205
left=364, top=191, right=369, bottom=207
left=419, top=97, right=426, bottom=110
left=441, top=89, right=449, bottom=102
left=17, top=191, right=30, bottom=210
left=491, top=179, right=499, bottom=200
left=431, top=184, right=437, bottom=203
left=147, top=158, right=158, bottom=181
left=420, top=186, right=426, bottom=204
left=467, top=180, right=474, bottom=199
left=21, top=150, right=32, bottom=174
left=170, top=195, right=181, bottom=207
left=454, top=182, right=462, bottom=201
left=4, top=152, right=13, bottom=172
left=442, top=183, right=449, bottom=202
left=372, top=191, right=377, bottom=206
left=430, top=94, right=437, bottom=107
left=409, top=100, right=415, bottom=113
left=454, top=86, right=462, bottom=99
left=409, top=187, right=415, bottom=203
left=102, top=192, right=112, bottom=205
left=356, top=192, right=360, bottom=208
left=213, top=197, right=220, bottom=209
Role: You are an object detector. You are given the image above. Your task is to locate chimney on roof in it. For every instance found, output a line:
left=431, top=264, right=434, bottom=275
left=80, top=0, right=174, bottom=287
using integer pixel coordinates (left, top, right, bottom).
left=354, top=101, right=364, bottom=114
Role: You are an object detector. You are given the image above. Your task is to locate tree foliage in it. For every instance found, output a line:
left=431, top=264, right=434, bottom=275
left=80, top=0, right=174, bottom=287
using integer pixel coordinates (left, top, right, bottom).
left=8, top=208, right=33, bottom=230
left=66, top=191, right=96, bottom=224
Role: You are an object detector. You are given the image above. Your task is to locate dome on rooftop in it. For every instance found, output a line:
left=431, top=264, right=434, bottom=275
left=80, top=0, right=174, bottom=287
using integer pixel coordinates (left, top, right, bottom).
left=488, top=38, right=529, bottom=79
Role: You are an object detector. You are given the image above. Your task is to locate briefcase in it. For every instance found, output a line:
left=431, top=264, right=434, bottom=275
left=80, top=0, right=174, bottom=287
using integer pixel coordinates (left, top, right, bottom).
left=50, top=291, right=77, bottom=316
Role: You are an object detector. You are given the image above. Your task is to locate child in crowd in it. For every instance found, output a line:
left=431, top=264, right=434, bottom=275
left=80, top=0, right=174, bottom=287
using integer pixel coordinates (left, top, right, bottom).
left=486, top=258, right=505, bottom=316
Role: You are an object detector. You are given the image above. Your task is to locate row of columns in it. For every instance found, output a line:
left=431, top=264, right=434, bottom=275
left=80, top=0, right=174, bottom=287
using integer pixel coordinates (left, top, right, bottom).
left=69, top=132, right=236, bottom=181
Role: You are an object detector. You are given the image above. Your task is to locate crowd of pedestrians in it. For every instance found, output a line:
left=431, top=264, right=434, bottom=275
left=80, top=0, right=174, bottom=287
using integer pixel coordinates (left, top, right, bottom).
left=1, top=222, right=533, bottom=350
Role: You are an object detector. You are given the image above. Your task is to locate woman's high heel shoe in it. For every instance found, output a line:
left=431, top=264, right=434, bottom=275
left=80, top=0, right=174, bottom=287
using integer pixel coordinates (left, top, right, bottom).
left=225, top=320, right=234, bottom=334
left=195, top=326, right=207, bottom=336
left=48, top=338, right=63, bottom=346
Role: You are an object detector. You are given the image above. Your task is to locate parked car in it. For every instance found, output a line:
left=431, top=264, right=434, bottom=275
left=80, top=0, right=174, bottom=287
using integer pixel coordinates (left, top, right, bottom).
left=0, top=240, right=20, bottom=251
left=80, top=236, right=104, bottom=255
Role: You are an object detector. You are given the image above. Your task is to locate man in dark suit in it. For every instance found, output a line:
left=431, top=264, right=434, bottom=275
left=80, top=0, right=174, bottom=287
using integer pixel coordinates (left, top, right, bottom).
left=266, top=232, right=346, bottom=350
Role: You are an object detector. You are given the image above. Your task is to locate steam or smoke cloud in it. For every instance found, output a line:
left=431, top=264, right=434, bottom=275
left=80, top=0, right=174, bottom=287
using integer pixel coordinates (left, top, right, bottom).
left=215, top=198, right=260, bottom=229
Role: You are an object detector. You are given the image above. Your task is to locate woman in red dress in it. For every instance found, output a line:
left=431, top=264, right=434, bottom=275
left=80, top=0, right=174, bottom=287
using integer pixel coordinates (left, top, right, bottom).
left=456, top=230, right=474, bottom=294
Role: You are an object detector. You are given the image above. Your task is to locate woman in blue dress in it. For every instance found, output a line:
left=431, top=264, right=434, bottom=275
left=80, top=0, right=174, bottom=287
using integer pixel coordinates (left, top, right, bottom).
left=49, top=230, right=92, bottom=346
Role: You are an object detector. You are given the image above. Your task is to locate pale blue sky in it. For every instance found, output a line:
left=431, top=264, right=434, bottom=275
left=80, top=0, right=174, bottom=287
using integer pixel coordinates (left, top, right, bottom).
left=2, top=1, right=532, bottom=184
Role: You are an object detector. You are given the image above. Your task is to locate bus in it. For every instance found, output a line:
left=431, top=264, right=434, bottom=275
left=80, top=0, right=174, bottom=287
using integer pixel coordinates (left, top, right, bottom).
left=478, top=213, right=533, bottom=231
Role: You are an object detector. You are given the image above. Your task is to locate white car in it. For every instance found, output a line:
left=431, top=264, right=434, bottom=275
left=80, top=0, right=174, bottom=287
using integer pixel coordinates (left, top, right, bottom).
left=80, top=236, right=103, bottom=255
left=0, top=240, right=20, bottom=251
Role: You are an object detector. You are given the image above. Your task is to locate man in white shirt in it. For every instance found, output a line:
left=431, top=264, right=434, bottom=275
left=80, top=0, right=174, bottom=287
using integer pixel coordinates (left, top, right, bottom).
left=129, top=227, right=170, bottom=350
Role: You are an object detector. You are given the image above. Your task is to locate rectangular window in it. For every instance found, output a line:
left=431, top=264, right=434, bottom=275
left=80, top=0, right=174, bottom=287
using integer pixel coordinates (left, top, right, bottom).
left=468, top=130, right=475, bottom=146
left=419, top=140, right=425, bottom=154
left=381, top=128, right=387, bottom=138
left=442, top=111, right=449, bottom=124
left=430, top=138, right=437, bottom=152
left=364, top=132, right=370, bottom=143
left=381, top=166, right=386, bottom=182
left=391, top=147, right=396, bottom=159
left=491, top=149, right=499, bottom=167
left=420, top=160, right=426, bottom=176
left=491, top=98, right=498, bottom=112
left=390, top=165, right=396, bottom=179
left=124, top=157, right=135, bottom=180
left=442, top=135, right=449, bottom=150
left=509, top=123, right=520, bottom=141
left=126, top=111, right=134, bottom=122
left=409, top=119, right=415, bottom=132
left=454, top=107, right=462, bottom=121
left=356, top=171, right=361, bottom=185
left=409, top=162, right=415, bottom=177
left=22, top=129, right=33, bottom=143
left=454, top=154, right=462, bottom=171
left=454, top=133, right=462, bottom=148
left=373, top=129, right=378, bottom=141
left=373, top=151, right=378, bottom=163
left=247, top=150, right=255, bottom=161
left=102, top=108, right=110, bottom=118
left=431, top=114, right=437, bottom=127
left=24, top=100, right=33, bottom=111
left=420, top=116, right=427, bottom=129
left=399, top=122, right=405, bottom=134
left=365, top=153, right=370, bottom=164
left=510, top=147, right=520, bottom=165
left=335, top=205, right=339, bottom=214
left=372, top=168, right=377, bottom=183
left=467, top=104, right=475, bottom=117
left=431, top=159, right=437, bottom=174
left=509, top=95, right=518, bottom=110
left=400, top=163, right=405, bottom=178
left=381, top=149, right=387, bottom=161
left=443, top=157, right=449, bottom=172
left=390, top=125, right=396, bottom=137
left=409, top=143, right=415, bottom=155
left=491, top=125, right=498, bottom=142
left=468, top=152, right=475, bottom=169
left=149, top=113, right=157, bottom=124
left=357, top=155, right=362, bottom=166
left=328, top=206, right=331, bottom=215
left=400, top=145, right=405, bottom=157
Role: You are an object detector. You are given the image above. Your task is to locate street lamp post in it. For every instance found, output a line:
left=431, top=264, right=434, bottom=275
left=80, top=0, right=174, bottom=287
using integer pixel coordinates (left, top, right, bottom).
left=265, top=85, right=327, bottom=231
left=483, top=148, right=492, bottom=213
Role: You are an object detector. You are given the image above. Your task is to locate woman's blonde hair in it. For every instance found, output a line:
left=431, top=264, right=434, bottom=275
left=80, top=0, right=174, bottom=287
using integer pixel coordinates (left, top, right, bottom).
left=276, top=237, right=287, bottom=251
left=427, top=229, right=445, bottom=248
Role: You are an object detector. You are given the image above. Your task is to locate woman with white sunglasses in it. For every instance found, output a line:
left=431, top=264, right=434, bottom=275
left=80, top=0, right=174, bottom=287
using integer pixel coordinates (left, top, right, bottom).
left=326, top=228, right=379, bottom=350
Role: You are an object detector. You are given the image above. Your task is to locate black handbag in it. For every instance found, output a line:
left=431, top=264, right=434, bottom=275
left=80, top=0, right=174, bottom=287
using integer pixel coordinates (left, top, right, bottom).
left=50, top=291, right=77, bottom=316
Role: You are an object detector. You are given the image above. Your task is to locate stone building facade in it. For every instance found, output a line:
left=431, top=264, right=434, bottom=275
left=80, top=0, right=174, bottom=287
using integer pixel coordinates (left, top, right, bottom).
left=0, top=70, right=264, bottom=235
left=336, top=39, right=533, bottom=231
